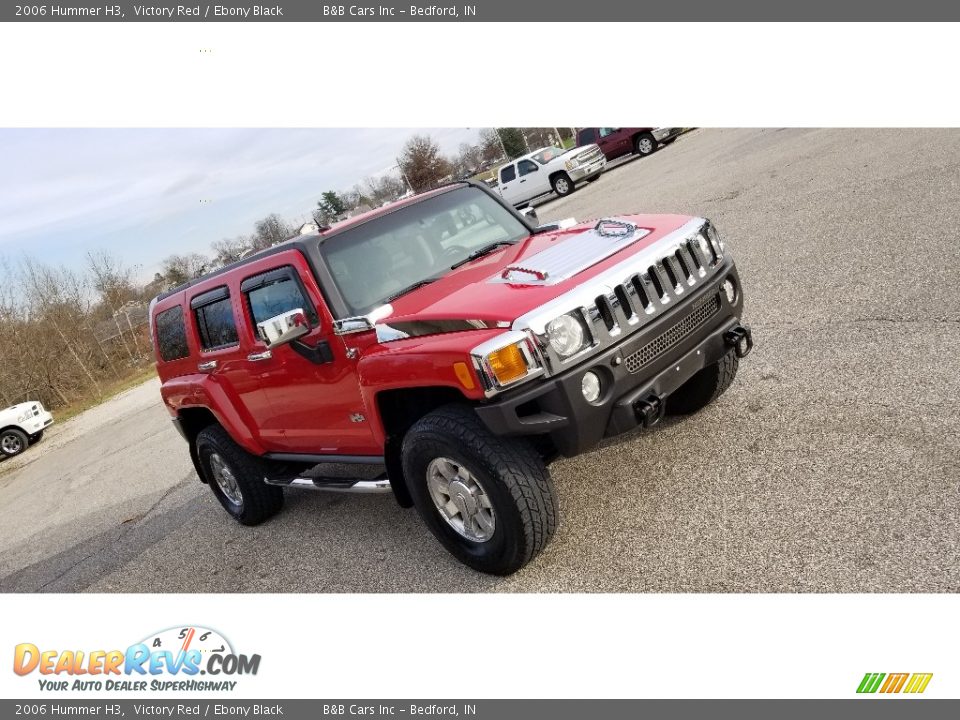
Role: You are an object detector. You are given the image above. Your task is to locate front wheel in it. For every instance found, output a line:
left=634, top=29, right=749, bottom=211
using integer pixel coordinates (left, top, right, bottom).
left=635, top=132, right=657, bottom=156
left=195, top=425, right=284, bottom=525
left=0, top=428, right=28, bottom=457
left=551, top=172, right=574, bottom=197
left=402, top=405, right=558, bottom=575
left=668, top=350, right=739, bottom=415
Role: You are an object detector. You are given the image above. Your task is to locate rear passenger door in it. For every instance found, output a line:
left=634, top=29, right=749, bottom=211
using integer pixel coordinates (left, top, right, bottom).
left=498, top=163, right=523, bottom=205
left=189, top=285, right=275, bottom=442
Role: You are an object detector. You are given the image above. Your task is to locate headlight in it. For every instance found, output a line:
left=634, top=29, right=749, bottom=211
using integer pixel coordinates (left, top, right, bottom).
left=564, top=159, right=579, bottom=171
left=546, top=312, right=589, bottom=358
left=471, top=331, right=543, bottom=393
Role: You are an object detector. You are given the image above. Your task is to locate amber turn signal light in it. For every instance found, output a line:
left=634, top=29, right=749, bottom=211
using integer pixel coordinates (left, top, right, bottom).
left=486, top=344, right=528, bottom=385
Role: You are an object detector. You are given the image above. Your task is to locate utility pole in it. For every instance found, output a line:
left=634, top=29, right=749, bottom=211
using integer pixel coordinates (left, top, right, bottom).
left=394, top=158, right=414, bottom=194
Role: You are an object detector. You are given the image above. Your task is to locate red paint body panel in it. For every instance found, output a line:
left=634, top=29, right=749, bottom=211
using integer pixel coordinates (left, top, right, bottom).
left=152, top=208, right=696, bottom=459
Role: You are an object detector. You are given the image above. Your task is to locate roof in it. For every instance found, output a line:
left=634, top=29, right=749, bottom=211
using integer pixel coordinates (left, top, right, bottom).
left=153, top=183, right=466, bottom=303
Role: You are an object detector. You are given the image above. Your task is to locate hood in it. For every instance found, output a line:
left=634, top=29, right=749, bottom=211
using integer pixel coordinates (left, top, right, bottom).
left=0, top=402, right=39, bottom=421
left=381, top=213, right=696, bottom=333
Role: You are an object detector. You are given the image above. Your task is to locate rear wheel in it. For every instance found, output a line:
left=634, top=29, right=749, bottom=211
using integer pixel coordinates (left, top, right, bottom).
left=635, top=132, right=657, bottom=156
left=668, top=351, right=739, bottom=415
left=0, top=428, right=28, bottom=457
left=195, top=425, right=283, bottom=525
left=551, top=172, right=574, bottom=197
left=402, top=405, right=557, bottom=575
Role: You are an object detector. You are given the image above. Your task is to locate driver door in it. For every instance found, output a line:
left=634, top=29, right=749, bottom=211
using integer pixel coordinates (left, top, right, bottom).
left=237, top=255, right=378, bottom=456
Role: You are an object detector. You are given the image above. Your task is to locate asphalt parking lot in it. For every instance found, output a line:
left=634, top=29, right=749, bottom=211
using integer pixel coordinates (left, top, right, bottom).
left=2, top=128, right=958, bottom=593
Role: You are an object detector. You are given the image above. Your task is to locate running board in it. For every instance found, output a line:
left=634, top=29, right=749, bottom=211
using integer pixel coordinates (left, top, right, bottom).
left=263, top=474, right=391, bottom=494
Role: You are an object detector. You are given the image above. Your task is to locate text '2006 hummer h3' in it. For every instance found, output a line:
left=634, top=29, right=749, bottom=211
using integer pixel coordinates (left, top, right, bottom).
left=150, top=182, right=753, bottom=575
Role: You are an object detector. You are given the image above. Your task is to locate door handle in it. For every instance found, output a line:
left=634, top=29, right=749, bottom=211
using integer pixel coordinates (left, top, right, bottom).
left=198, top=360, right=218, bottom=372
left=247, top=350, right=273, bottom=362
left=519, top=179, right=526, bottom=183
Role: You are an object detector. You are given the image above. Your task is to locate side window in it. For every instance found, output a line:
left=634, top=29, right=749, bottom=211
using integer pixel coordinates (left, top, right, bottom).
left=500, top=164, right=516, bottom=183
left=518, top=159, right=538, bottom=176
left=579, top=128, right=597, bottom=144
left=242, top=268, right=318, bottom=340
left=155, top=306, right=189, bottom=361
left=599, top=127, right=617, bottom=138
left=191, top=287, right=239, bottom=351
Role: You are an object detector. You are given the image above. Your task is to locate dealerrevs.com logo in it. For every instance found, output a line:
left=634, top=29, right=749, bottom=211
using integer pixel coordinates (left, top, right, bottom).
left=13, top=626, right=261, bottom=692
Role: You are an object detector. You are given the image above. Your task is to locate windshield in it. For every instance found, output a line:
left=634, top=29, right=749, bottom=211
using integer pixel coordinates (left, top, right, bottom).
left=319, top=187, right=529, bottom=316
left=532, top=147, right=565, bottom=164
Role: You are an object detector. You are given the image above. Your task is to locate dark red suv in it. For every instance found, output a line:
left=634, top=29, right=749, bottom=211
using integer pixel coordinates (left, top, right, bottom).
left=576, top=127, right=684, bottom=159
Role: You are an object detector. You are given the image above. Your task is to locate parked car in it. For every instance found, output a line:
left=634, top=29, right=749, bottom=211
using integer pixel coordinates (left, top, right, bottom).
left=0, top=401, right=54, bottom=458
left=149, top=181, right=752, bottom=575
left=495, top=144, right=606, bottom=207
left=576, top=127, right=684, bottom=159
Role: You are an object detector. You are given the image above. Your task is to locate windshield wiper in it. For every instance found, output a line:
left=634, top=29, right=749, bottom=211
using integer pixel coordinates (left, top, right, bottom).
left=450, top=241, right=515, bottom=269
left=384, top=278, right=438, bottom=303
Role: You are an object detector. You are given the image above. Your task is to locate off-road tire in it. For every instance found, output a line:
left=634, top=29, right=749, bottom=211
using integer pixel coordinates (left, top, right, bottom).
left=635, top=132, right=658, bottom=156
left=667, top=350, right=739, bottom=415
left=0, top=428, right=29, bottom=457
left=402, top=404, right=558, bottom=575
left=195, top=425, right=283, bottom=526
left=28, top=430, right=44, bottom=444
left=551, top=172, right=574, bottom=197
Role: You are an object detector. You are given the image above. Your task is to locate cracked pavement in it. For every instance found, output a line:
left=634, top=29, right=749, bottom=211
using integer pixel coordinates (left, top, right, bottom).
left=1, top=128, right=958, bottom=592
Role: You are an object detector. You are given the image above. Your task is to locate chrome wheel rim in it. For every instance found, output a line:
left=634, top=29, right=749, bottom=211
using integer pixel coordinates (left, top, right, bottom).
left=556, top=178, right=570, bottom=194
left=426, top=457, right=495, bottom=543
left=209, top=453, right=243, bottom=507
left=638, top=137, right=653, bottom=154
left=1, top=434, right=22, bottom=454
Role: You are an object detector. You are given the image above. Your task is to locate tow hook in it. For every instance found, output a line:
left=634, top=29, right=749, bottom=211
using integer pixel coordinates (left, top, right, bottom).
left=634, top=394, right=666, bottom=428
left=724, top=324, right=754, bottom=359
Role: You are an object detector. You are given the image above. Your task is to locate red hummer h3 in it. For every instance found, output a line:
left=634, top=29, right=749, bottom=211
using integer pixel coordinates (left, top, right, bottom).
left=149, top=182, right=752, bottom=575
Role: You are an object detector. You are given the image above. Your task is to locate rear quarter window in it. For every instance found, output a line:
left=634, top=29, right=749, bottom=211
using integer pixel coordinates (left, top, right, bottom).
left=155, top=306, right=189, bottom=362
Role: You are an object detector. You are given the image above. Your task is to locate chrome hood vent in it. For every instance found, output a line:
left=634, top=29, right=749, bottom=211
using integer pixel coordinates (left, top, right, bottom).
left=489, top=218, right=651, bottom=286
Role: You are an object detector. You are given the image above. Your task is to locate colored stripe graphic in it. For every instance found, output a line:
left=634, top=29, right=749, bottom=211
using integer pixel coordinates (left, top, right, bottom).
left=857, top=673, right=885, bottom=693
left=903, top=673, right=933, bottom=694
left=880, top=673, right=909, bottom=693
left=857, top=672, right=932, bottom=694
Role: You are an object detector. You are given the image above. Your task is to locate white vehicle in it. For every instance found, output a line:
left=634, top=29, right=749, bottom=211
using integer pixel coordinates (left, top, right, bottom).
left=0, top=401, right=53, bottom=458
left=496, top=144, right=606, bottom=207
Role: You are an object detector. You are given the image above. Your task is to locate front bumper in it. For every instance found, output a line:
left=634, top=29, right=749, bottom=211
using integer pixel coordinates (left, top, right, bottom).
left=568, top=157, right=606, bottom=180
left=22, top=411, right=54, bottom=435
left=475, top=263, right=750, bottom=456
left=653, top=127, right=683, bottom=142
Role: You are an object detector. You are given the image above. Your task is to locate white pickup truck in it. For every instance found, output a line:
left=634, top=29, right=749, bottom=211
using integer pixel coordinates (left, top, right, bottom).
left=495, top=144, right=606, bottom=207
left=1, top=401, right=54, bottom=457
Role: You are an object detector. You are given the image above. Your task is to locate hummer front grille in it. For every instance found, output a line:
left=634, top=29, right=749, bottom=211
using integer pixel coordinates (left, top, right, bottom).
left=513, top=217, right=727, bottom=375
left=623, top=294, right=721, bottom=373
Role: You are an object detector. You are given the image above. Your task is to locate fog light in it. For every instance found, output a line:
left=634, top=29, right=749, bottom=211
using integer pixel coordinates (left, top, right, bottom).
left=581, top=371, right=601, bottom=403
left=722, top=278, right=737, bottom=304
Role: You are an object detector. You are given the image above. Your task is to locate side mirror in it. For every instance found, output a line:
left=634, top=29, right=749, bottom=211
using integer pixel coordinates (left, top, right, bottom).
left=257, top=308, right=310, bottom=348
left=519, top=207, right=539, bottom=226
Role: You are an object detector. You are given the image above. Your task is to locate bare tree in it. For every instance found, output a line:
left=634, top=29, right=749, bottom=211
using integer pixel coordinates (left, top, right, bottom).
left=210, top=237, right=250, bottom=267
left=398, top=134, right=453, bottom=192
left=161, top=253, right=209, bottom=287
left=249, top=214, right=293, bottom=252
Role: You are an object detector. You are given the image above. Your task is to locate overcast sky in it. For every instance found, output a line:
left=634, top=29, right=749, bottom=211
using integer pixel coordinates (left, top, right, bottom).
left=0, top=128, right=482, bottom=279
